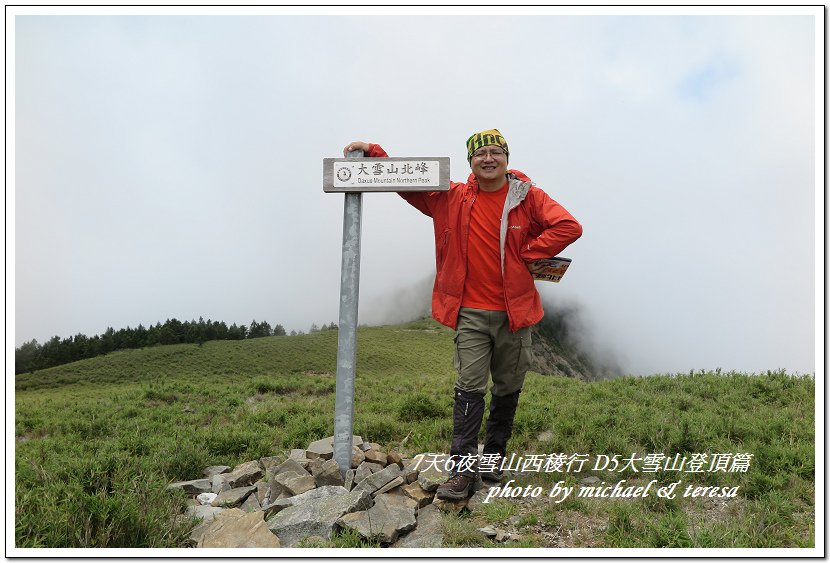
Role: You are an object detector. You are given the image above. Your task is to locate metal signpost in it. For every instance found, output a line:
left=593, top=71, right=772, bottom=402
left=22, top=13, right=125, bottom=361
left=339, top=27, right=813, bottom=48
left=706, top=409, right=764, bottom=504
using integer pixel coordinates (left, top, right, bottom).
left=323, top=152, right=450, bottom=477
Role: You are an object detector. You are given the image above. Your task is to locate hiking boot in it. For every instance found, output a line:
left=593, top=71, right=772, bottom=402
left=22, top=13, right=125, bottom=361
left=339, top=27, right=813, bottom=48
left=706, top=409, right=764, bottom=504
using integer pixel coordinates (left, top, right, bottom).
left=436, top=474, right=475, bottom=500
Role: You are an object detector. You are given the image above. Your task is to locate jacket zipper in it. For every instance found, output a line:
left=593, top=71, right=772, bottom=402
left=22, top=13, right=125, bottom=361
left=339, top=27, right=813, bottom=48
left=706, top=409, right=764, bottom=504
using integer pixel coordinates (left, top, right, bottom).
left=500, top=178, right=530, bottom=330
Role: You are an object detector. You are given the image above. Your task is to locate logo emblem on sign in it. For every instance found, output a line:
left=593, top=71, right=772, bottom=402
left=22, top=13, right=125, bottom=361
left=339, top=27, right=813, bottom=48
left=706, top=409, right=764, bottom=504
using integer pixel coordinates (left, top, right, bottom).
left=336, top=167, right=351, bottom=182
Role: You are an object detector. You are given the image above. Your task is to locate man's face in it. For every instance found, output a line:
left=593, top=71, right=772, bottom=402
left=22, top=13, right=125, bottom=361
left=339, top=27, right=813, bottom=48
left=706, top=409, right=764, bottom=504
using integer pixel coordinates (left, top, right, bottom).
left=470, top=145, right=509, bottom=183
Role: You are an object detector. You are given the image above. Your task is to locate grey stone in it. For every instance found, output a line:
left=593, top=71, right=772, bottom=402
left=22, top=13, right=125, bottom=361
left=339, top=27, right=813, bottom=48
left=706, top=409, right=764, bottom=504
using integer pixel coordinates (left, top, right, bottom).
left=286, top=475, right=317, bottom=496
left=211, top=474, right=231, bottom=494
left=288, top=449, right=311, bottom=469
left=225, top=460, right=264, bottom=489
left=392, top=504, right=444, bottom=548
left=537, top=430, right=554, bottom=442
left=168, top=478, right=212, bottom=494
left=185, top=504, right=226, bottom=524
left=203, top=465, right=231, bottom=479
left=375, top=492, right=418, bottom=511
left=417, top=469, right=447, bottom=493
left=259, top=456, right=284, bottom=471
left=412, top=453, right=450, bottom=493
left=387, top=450, right=403, bottom=467
left=401, top=482, right=434, bottom=508
left=254, top=480, right=269, bottom=505
left=188, top=519, right=213, bottom=547
left=351, top=447, right=365, bottom=468
left=344, top=469, right=356, bottom=491
left=314, top=459, right=345, bottom=488
left=306, top=435, right=364, bottom=460
left=353, top=463, right=402, bottom=496
left=580, top=476, right=601, bottom=486
left=373, top=475, right=404, bottom=497
left=267, top=470, right=300, bottom=499
left=269, top=458, right=311, bottom=479
left=211, top=485, right=257, bottom=508
left=307, top=457, right=324, bottom=475
left=402, top=466, right=418, bottom=484
left=266, top=488, right=371, bottom=547
left=336, top=498, right=417, bottom=544
left=353, top=462, right=373, bottom=485
left=478, top=525, right=498, bottom=538
left=197, top=508, right=280, bottom=548
left=364, top=450, right=387, bottom=466
left=262, top=485, right=348, bottom=518
left=240, top=493, right=261, bottom=513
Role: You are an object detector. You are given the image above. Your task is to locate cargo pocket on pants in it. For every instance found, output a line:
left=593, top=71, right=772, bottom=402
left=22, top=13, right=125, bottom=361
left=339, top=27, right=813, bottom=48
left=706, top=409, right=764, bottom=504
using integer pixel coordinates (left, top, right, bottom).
left=453, top=331, right=461, bottom=372
left=515, top=331, right=532, bottom=376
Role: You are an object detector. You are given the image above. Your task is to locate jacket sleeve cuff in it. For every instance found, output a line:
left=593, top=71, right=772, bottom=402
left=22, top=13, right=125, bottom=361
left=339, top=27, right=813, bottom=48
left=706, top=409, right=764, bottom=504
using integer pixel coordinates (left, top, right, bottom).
left=366, top=143, right=388, bottom=158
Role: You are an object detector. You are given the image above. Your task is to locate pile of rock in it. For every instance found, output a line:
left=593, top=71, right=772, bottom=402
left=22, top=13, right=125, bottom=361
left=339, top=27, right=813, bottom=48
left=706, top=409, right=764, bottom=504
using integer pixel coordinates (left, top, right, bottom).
left=168, top=435, right=487, bottom=548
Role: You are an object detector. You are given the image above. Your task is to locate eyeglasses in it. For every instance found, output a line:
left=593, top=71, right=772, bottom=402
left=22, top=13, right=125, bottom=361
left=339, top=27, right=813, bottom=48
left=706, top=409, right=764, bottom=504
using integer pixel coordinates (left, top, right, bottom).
left=471, top=147, right=506, bottom=159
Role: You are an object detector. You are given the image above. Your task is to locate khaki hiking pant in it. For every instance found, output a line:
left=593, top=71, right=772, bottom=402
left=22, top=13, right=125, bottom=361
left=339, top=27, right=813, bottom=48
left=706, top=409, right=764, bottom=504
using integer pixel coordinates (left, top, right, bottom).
left=453, top=307, right=533, bottom=397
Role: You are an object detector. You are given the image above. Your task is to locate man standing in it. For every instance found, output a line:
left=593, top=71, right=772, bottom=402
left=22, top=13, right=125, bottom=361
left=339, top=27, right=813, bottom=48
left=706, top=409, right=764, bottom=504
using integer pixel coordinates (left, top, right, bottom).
left=343, top=130, right=582, bottom=500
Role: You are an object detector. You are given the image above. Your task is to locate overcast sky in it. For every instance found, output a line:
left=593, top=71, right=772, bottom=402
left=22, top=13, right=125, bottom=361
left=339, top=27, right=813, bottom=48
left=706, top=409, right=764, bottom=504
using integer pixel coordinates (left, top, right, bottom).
left=9, top=7, right=820, bottom=376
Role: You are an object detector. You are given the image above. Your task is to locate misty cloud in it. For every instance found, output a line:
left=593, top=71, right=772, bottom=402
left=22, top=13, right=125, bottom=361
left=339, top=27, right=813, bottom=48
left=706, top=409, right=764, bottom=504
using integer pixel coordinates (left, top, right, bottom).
left=11, top=9, right=818, bottom=376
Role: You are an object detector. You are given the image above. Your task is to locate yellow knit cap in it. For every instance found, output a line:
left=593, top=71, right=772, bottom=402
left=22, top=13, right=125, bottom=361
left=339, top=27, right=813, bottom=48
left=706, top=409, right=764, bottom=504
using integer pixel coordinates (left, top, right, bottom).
left=466, top=128, right=509, bottom=161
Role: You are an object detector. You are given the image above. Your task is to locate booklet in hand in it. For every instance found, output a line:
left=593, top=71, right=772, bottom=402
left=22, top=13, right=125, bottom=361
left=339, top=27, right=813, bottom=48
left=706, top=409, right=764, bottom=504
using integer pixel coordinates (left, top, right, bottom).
left=531, top=256, right=572, bottom=282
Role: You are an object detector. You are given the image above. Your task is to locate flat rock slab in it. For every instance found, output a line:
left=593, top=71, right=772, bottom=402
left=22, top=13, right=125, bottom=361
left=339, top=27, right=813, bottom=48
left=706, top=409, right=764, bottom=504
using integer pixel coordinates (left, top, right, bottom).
left=306, top=435, right=364, bottom=460
left=168, top=479, right=212, bottom=494
left=211, top=474, right=231, bottom=494
left=186, top=504, right=226, bottom=524
left=274, top=472, right=316, bottom=496
left=351, top=448, right=366, bottom=469
left=353, top=463, right=401, bottom=496
left=262, top=485, right=348, bottom=518
left=374, top=476, right=405, bottom=497
left=269, top=458, right=311, bottom=479
left=413, top=454, right=450, bottom=492
left=387, top=451, right=403, bottom=466
left=392, top=504, right=444, bottom=548
left=197, top=508, right=280, bottom=548
left=402, top=482, right=435, bottom=508
left=313, top=459, right=345, bottom=488
left=211, top=486, right=257, bottom=508
left=337, top=499, right=416, bottom=544
left=240, top=493, right=261, bottom=512
left=364, top=450, right=387, bottom=466
left=203, top=466, right=231, bottom=478
left=267, top=488, right=371, bottom=547
left=259, top=456, right=285, bottom=471
left=375, top=492, right=418, bottom=511
left=226, top=461, right=264, bottom=488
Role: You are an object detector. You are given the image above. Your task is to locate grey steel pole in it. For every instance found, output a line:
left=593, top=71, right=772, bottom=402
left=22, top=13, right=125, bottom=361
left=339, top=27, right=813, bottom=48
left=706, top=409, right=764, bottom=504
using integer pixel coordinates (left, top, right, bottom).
left=332, top=149, right=363, bottom=478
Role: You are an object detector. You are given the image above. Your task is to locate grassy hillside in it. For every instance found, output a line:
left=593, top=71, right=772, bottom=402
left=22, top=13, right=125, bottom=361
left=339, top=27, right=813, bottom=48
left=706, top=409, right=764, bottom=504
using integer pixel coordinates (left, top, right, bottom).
left=14, top=319, right=814, bottom=548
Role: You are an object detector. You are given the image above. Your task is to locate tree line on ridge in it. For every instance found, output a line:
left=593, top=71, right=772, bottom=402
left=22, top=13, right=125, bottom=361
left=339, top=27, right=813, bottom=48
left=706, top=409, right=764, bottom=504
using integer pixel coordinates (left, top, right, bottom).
left=15, top=317, right=339, bottom=374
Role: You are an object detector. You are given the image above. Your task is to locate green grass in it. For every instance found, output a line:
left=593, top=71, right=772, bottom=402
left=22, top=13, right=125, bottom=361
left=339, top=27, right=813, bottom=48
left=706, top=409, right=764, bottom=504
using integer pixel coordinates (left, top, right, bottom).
left=14, top=318, right=815, bottom=548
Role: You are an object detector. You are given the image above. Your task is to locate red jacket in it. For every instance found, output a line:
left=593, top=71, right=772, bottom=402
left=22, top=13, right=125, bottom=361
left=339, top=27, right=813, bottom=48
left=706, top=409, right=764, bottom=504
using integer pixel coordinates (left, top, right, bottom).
left=366, top=143, right=582, bottom=332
